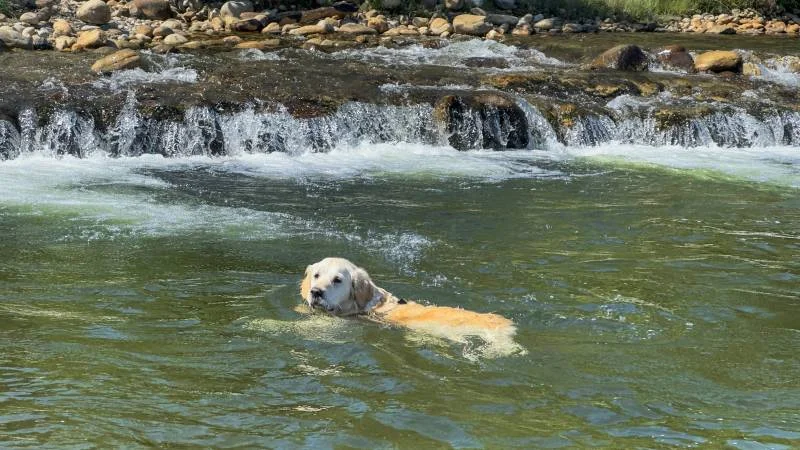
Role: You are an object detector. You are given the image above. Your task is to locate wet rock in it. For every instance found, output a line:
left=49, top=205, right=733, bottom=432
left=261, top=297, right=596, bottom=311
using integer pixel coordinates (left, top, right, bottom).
left=367, top=16, right=389, bottom=33
left=230, top=18, right=263, bottom=32
left=486, top=14, right=518, bottom=26
left=433, top=93, right=528, bottom=151
left=132, top=0, right=172, bottom=20
left=91, top=48, right=140, bottom=73
left=707, top=24, right=735, bottom=34
left=262, top=22, right=281, bottom=34
left=533, top=18, right=557, bottom=31
left=0, top=115, right=21, bottom=160
left=54, top=35, right=76, bottom=50
left=656, top=45, right=695, bottom=72
left=75, top=29, right=107, bottom=49
left=694, top=50, right=742, bottom=73
left=428, top=17, right=451, bottom=35
left=220, top=0, right=253, bottom=19
left=77, top=0, right=112, bottom=25
left=453, top=14, right=492, bottom=35
left=590, top=44, right=648, bottom=71
left=235, top=39, right=279, bottom=49
left=337, top=23, right=377, bottom=35
left=463, top=57, right=509, bottom=68
left=742, top=61, right=761, bottom=76
left=288, top=22, right=331, bottom=36
left=300, top=6, right=353, bottom=24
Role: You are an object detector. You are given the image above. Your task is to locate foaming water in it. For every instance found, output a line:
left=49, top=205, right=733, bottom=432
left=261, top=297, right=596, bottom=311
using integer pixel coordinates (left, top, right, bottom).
left=560, top=144, right=800, bottom=188
left=237, top=48, right=282, bottom=61
left=92, top=67, right=199, bottom=91
left=333, top=39, right=563, bottom=69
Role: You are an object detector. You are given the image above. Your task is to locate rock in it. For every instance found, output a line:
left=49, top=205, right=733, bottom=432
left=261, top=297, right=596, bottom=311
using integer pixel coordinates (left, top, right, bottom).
left=433, top=93, right=528, bottom=151
left=19, top=12, right=40, bottom=25
left=485, top=14, right=518, bottom=26
left=162, top=33, right=188, bottom=45
left=54, top=35, right=76, bottom=50
left=453, top=14, right=492, bottom=35
left=429, top=17, right=452, bottom=35
left=445, top=0, right=464, bottom=10
left=742, top=61, right=761, bottom=76
left=337, top=23, right=377, bottom=35
left=230, top=18, right=263, bottom=32
left=485, top=29, right=502, bottom=39
left=463, top=57, right=509, bottom=68
left=300, top=6, right=352, bottom=24
left=656, top=45, right=695, bottom=72
left=495, top=0, right=516, bottom=9
left=367, top=16, right=389, bottom=33
left=533, top=18, right=556, bottom=30
left=288, top=24, right=329, bottom=35
left=590, top=44, right=648, bottom=71
left=75, top=29, right=107, bottom=49
left=562, top=23, right=583, bottom=33
left=152, top=25, right=173, bottom=37
left=91, top=48, right=140, bottom=73
left=220, top=0, right=253, bottom=19
left=52, top=19, right=73, bottom=37
left=707, top=24, right=735, bottom=34
left=235, top=39, right=279, bottom=49
left=262, top=22, right=281, bottom=34
left=132, top=0, right=172, bottom=20
left=694, top=50, right=742, bottom=73
left=133, top=24, right=153, bottom=37
left=77, top=0, right=112, bottom=25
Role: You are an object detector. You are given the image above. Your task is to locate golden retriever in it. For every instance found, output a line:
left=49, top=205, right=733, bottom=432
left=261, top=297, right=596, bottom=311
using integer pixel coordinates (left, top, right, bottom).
left=299, top=257, right=522, bottom=357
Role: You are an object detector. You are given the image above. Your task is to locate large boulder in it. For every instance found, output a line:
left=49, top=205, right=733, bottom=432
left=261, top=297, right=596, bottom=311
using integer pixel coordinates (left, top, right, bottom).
left=300, top=3, right=357, bottom=24
left=485, top=14, right=518, bottom=26
left=91, top=49, right=141, bottom=73
left=163, top=33, right=188, bottom=45
left=230, top=18, right=264, bottom=32
left=429, top=17, right=452, bottom=35
left=655, top=45, right=695, bottom=72
left=77, top=0, right=111, bottom=25
left=590, top=44, right=648, bottom=71
left=433, top=93, right=529, bottom=151
left=220, top=0, right=253, bottom=19
left=132, top=0, right=172, bottom=20
left=453, top=14, right=492, bottom=36
left=694, top=50, right=742, bottom=73
left=52, top=19, right=73, bottom=38
left=75, top=29, right=107, bottom=49
left=0, top=26, right=33, bottom=49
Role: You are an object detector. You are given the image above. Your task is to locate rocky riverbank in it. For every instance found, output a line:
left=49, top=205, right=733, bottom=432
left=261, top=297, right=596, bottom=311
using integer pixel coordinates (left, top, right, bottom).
left=1, top=0, right=799, bottom=58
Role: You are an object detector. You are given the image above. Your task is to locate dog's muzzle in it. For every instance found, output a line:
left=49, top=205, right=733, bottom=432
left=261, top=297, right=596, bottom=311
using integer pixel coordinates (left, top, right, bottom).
left=309, top=288, right=336, bottom=313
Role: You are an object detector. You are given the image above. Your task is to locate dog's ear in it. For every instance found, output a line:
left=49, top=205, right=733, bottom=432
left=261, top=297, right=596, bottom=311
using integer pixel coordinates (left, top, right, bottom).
left=300, top=264, right=313, bottom=300
left=350, top=267, right=377, bottom=310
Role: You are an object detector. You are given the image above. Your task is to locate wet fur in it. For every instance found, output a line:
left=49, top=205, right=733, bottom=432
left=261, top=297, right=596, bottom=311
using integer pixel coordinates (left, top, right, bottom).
left=300, top=257, right=518, bottom=347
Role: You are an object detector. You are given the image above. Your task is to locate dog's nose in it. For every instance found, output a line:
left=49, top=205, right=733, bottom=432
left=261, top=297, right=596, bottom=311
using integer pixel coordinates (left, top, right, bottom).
left=310, top=288, right=324, bottom=301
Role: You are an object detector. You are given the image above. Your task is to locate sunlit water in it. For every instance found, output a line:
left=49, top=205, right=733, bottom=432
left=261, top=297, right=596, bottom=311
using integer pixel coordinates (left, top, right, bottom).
left=1, top=141, right=798, bottom=448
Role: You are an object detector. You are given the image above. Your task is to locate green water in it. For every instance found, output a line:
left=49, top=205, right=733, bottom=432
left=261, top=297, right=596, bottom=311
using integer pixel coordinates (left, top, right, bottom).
left=1, top=154, right=799, bottom=448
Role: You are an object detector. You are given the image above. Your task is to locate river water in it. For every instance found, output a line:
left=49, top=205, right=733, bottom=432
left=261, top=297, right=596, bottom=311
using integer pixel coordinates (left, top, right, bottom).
left=1, top=38, right=799, bottom=448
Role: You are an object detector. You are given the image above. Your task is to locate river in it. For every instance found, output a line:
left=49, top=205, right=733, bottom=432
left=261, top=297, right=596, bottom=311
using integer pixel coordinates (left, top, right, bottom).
left=1, top=36, right=799, bottom=448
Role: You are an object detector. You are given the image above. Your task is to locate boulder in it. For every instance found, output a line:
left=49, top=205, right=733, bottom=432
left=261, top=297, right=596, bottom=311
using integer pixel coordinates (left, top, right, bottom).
left=75, top=29, right=107, bottom=49
left=54, top=35, right=76, bottom=50
left=453, top=14, right=492, bottom=35
left=656, top=45, right=695, bottom=72
left=337, top=23, right=377, bottom=35
left=77, top=0, right=111, bottom=25
left=162, top=33, right=188, bottom=45
left=433, top=93, right=529, bottom=151
left=220, top=0, right=253, bottom=19
left=590, top=44, right=648, bottom=71
left=707, top=24, right=735, bottom=34
left=485, top=14, right=518, bottom=26
left=133, top=24, right=154, bottom=37
left=261, top=22, right=281, bottom=34
left=367, top=16, right=389, bottom=33
left=91, top=48, right=141, bottom=73
left=132, top=0, right=172, bottom=20
left=52, top=19, right=73, bottom=37
left=429, top=17, right=452, bottom=35
left=230, top=18, right=263, bottom=32
left=19, top=12, right=40, bottom=25
left=300, top=5, right=355, bottom=24
left=694, top=50, right=742, bottom=73
left=0, top=26, right=33, bottom=49
left=288, top=23, right=330, bottom=35
left=533, top=18, right=556, bottom=30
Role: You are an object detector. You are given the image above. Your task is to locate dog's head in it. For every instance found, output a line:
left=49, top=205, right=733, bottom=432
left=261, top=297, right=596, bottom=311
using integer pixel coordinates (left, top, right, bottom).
left=300, top=258, right=379, bottom=316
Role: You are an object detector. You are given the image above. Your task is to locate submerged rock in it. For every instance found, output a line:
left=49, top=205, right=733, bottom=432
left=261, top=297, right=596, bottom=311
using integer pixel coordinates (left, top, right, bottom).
left=694, top=50, right=742, bottom=73
left=590, top=44, right=648, bottom=71
left=433, top=93, right=528, bottom=151
left=656, top=45, right=695, bottom=72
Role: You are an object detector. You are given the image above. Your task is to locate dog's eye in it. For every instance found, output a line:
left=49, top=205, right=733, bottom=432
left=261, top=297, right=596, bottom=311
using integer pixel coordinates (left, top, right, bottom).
left=313, top=273, right=319, bottom=279
left=332, top=276, right=342, bottom=284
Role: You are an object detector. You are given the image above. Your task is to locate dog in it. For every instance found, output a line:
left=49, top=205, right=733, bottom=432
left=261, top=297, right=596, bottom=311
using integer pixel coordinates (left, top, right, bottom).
left=299, top=257, right=522, bottom=357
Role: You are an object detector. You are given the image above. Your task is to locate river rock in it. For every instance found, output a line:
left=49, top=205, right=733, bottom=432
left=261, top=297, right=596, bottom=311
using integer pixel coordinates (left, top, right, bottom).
left=656, top=45, right=695, bottom=72
left=300, top=5, right=355, bottom=24
left=288, top=23, right=330, bottom=35
left=433, top=93, right=528, bottom=151
left=694, top=50, right=742, bottom=73
left=163, top=33, right=188, bottom=45
left=230, top=18, right=263, bottom=32
left=486, top=14, right=518, bottom=26
left=220, top=0, right=253, bottom=19
left=590, top=44, right=648, bottom=71
left=337, top=23, right=377, bottom=35
left=1, top=26, right=33, bottom=49
left=707, top=24, right=735, bottom=34
left=132, top=0, right=172, bottom=20
left=19, top=12, right=40, bottom=25
left=75, top=29, right=107, bottom=49
left=52, top=19, right=73, bottom=37
left=54, top=35, right=76, bottom=50
left=453, top=14, right=491, bottom=35
left=533, top=18, right=556, bottom=30
left=91, top=48, right=141, bottom=73
left=235, top=39, right=279, bottom=49
left=262, top=22, right=281, bottom=34
left=77, top=0, right=111, bottom=25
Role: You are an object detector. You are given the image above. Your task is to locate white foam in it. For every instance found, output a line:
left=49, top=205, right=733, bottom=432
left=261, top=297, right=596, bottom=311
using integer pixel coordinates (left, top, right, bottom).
left=92, top=67, right=198, bottom=91
left=237, top=48, right=282, bottom=61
